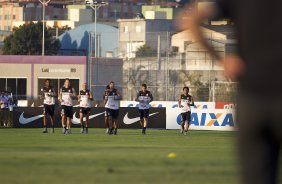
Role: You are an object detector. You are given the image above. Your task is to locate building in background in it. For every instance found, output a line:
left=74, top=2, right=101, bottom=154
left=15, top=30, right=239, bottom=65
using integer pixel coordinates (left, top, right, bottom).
left=142, top=5, right=179, bottom=20
left=10, top=4, right=94, bottom=29
left=0, top=56, right=86, bottom=100
left=117, top=18, right=177, bottom=59
left=0, top=2, right=68, bottom=31
left=59, top=23, right=118, bottom=57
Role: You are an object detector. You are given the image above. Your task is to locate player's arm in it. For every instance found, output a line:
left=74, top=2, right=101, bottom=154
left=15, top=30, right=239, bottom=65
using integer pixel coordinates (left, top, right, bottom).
left=103, top=91, right=108, bottom=105
left=51, top=88, right=57, bottom=98
left=135, top=92, right=140, bottom=102
left=190, top=96, right=195, bottom=106
left=89, top=91, right=94, bottom=101
left=177, top=4, right=221, bottom=61
left=59, top=88, right=62, bottom=102
left=178, top=95, right=182, bottom=108
left=177, top=4, right=245, bottom=80
left=77, top=93, right=81, bottom=102
left=116, top=90, right=122, bottom=100
left=40, top=88, right=45, bottom=99
left=72, top=88, right=77, bottom=99
left=149, top=92, right=153, bottom=103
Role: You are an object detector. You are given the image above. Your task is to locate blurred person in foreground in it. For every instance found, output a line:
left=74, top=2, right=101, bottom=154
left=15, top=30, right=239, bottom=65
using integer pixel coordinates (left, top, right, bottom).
left=177, top=1, right=282, bottom=184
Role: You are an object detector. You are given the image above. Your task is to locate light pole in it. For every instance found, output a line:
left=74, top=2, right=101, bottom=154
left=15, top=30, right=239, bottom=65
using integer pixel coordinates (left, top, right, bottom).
left=85, top=0, right=108, bottom=58
left=39, top=0, right=51, bottom=56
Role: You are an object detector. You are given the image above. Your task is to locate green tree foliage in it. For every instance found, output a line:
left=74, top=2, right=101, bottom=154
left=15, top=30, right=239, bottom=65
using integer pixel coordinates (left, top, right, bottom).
left=136, top=45, right=157, bottom=57
left=3, top=22, right=60, bottom=55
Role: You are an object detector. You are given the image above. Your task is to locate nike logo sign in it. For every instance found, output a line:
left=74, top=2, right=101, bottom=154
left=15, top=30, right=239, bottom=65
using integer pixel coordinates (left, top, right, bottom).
left=19, top=112, right=44, bottom=125
left=72, top=112, right=105, bottom=124
left=123, top=112, right=159, bottom=125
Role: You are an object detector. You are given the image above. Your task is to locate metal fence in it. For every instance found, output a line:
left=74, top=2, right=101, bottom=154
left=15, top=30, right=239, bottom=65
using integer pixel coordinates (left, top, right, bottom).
left=88, top=30, right=238, bottom=102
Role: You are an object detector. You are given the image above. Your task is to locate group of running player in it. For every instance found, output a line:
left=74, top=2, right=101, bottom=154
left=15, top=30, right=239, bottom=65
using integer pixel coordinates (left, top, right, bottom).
left=41, top=78, right=194, bottom=135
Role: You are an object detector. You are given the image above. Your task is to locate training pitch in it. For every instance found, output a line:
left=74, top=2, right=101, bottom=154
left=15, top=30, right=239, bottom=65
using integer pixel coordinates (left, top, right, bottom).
left=0, top=129, right=239, bottom=184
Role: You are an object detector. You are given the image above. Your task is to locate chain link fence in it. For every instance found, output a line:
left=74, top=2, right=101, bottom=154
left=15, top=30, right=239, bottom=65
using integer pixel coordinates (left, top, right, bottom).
left=88, top=30, right=238, bottom=102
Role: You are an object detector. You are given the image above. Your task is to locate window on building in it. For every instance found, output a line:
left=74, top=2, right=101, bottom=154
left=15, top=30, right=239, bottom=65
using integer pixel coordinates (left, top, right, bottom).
left=7, top=78, right=16, bottom=95
left=124, top=26, right=128, bottom=33
left=13, top=15, right=16, bottom=19
left=0, top=78, right=6, bottom=91
left=0, top=78, right=27, bottom=99
left=17, top=78, right=27, bottom=99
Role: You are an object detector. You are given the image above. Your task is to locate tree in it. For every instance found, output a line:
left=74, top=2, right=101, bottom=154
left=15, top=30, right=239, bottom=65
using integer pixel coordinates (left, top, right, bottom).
left=136, top=45, right=157, bottom=57
left=3, top=22, right=60, bottom=55
left=179, top=71, right=210, bottom=101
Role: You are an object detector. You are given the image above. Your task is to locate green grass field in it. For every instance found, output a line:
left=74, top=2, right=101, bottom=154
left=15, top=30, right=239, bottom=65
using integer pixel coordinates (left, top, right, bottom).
left=0, top=129, right=240, bottom=184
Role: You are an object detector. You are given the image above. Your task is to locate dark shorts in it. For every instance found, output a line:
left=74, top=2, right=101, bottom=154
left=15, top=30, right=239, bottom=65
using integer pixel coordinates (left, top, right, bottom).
left=105, top=108, right=119, bottom=119
left=139, top=109, right=149, bottom=119
left=181, top=111, right=191, bottom=122
left=43, top=104, right=55, bottom=116
left=80, top=107, right=91, bottom=115
left=61, top=105, right=73, bottom=118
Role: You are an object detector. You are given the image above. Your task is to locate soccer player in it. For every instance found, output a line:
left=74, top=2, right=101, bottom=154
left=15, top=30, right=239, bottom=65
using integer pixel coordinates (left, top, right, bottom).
left=103, top=85, right=110, bottom=134
left=78, top=83, right=93, bottom=134
left=59, top=78, right=76, bottom=134
left=41, top=79, right=57, bottom=133
left=104, top=81, right=121, bottom=135
left=178, top=87, right=194, bottom=135
left=135, top=84, right=153, bottom=134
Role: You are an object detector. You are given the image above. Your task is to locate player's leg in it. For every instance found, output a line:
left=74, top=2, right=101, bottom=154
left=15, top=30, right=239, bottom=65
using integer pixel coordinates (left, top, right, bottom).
left=43, top=115, right=48, bottom=133
left=112, top=110, right=119, bottom=135
left=85, top=108, right=90, bottom=134
left=184, top=111, right=191, bottom=135
left=112, top=118, right=118, bottom=135
left=79, top=108, right=84, bottom=133
left=184, top=120, right=189, bottom=135
left=61, top=106, right=66, bottom=134
left=65, top=106, right=72, bottom=134
left=142, top=109, right=149, bottom=134
left=43, top=105, right=48, bottom=133
left=50, top=115, right=55, bottom=133
left=180, top=113, right=186, bottom=134
left=49, top=105, right=55, bottom=133
left=107, top=110, right=113, bottom=135
left=105, top=109, right=110, bottom=134
left=139, top=109, right=144, bottom=133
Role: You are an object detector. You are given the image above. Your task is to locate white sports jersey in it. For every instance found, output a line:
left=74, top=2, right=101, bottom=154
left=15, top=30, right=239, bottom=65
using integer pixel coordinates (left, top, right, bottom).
left=61, top=86, right=74, bottom=106
left=105, top=89, right=119, bottom=110
left=79, top=90, right=92, bottom=108
left=42, top=87, right=55, bottom=105
left=180, top=94, right=192, bottom=112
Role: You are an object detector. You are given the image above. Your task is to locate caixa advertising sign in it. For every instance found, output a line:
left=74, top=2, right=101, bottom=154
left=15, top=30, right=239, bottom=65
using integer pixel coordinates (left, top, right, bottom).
left=166, top=108, right=236, bottom=131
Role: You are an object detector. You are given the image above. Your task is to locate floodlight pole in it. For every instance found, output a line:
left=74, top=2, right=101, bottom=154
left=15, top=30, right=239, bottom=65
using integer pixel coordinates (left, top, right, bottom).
left=88, top=1, right=108, bottom=58
left=39, top=0, right=51, bottom=56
